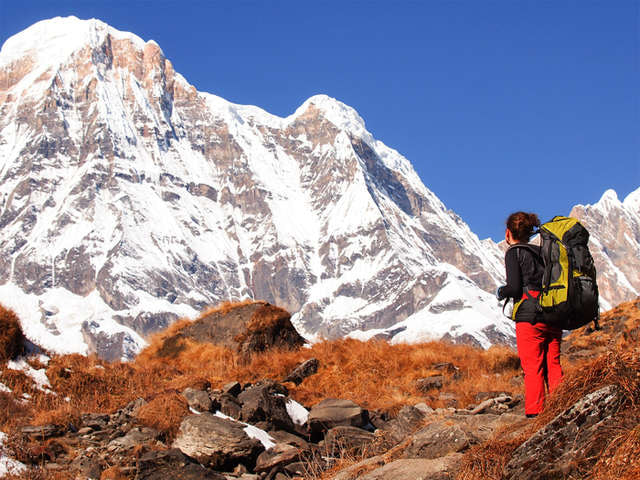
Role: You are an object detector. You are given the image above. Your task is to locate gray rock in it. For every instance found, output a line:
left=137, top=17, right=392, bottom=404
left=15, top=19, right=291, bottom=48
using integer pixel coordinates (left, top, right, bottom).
left=268, top=430, right=310, bottom=450
left=170, top=302, right=305, bottom=356
left=254, top=443, right=300, bottom=473
left=237, top=380, right=295, bottom=432
left=451, top=413, right=526, bottom=443
left=403, top=421, right=473, bottom=459
left=211, top=392, right=243, bottom=420
left=109, top=427, right=160, bottom=450
left=413, top=403, right=435, bottom=415
left=283, top=358, right=319, bottom=385
left=183, top=388, right=213, bottom=413
left=136, top=448, right=225, bottom=479
left=21, top=424, right=65, bottom=439
left=70, top=454, right=102, bottom=479
left=358, top=454, right=463, bottom=480
left=172, top=413, right=264, bottom=470
left=380, top=405, right=427, bottom=445
left=80, top=413, right=110, bottom=430
left=223, top=381, right=242, bottom=397
left=475, top=390, right=512, bottom=403
left=324, top=426, right=377, bottom=457
left=416, top=375, right=444, bottom=392
left=283, top=461, right=310, bottom=477
left=308, top=399, right=369, bottom=437
left=503, top=385, right=623, bottom=480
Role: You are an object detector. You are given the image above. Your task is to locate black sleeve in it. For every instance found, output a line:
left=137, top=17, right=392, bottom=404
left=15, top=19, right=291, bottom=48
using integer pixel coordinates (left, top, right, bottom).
left=501, top=248, right=523, bottom=299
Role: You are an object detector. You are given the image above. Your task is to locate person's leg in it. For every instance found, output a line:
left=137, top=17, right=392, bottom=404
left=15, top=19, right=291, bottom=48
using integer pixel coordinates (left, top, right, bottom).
left=516, top=322, right=546, bottom=415
left=545, top=326, right=563, bottom=393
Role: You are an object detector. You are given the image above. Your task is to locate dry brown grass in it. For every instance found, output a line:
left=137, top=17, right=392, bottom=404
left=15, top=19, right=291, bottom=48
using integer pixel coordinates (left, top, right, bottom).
left=135, top=390, right=190, bottom=441
left=100, top=466, right=129, bottom=480
left=590, top=422, right=640, bottom=480
left=455, top=421, right=533, bottom=480
left=133, top=333, right=523, bottom=414
left=0, top=304, right=25, bottom=362
left=565, top=297, right=640, bottom=353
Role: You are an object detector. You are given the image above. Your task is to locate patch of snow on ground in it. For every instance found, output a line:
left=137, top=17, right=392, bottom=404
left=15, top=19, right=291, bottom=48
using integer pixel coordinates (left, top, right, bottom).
left=286, top=399, right=309, bottom=426
left=7, top=358, right=52, bottom=392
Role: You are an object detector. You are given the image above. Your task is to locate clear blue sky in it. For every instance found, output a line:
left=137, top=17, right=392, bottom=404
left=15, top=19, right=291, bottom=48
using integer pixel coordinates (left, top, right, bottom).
left=1, top=1, right=638, bottom=241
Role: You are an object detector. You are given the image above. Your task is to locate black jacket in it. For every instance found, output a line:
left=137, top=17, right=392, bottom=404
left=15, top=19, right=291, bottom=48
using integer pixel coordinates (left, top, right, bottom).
left=501, top=244, right=544, bottom=323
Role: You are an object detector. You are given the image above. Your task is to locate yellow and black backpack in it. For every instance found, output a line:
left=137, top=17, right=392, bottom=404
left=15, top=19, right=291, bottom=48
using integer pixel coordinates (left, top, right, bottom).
left=537, top=216, right=599, bottom=330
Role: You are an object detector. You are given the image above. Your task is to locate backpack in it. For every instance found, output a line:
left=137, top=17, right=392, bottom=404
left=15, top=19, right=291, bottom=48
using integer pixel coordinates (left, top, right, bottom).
left=507, top=216, right=600, bottom=330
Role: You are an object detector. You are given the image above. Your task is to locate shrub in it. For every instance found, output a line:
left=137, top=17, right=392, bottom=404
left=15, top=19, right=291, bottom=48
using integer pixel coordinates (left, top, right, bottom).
left=135, top=390, right=189, bottom=441
left=0, top=304, right=25, bottom=361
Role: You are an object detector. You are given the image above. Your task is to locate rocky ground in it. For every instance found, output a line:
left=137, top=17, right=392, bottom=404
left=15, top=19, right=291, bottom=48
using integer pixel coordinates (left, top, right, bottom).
left=0, top=298, right=638, bottom=479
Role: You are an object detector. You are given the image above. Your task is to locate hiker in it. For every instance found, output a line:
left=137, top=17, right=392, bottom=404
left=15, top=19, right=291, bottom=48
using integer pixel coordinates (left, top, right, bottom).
left=496, top=211, right=563, bottom=418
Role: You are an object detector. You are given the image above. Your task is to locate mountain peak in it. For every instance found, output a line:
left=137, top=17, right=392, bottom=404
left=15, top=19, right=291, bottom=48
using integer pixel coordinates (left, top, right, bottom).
left=291, top=94, right=368, bottom=136
left=623, top=187, right=640, bottom=211
left=0, top=16, right=153, bottom=69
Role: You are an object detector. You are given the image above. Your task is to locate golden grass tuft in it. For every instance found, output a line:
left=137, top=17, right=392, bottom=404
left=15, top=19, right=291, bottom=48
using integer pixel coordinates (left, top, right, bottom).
left=135, top=390, right=190, bottom=441
left=590, top=422, right=640, bottom=480
left=0, top=304, right=26, bottom=362
left=455, top=425, right=531, bottom=480
left=100, top=466, right=129, bottom=480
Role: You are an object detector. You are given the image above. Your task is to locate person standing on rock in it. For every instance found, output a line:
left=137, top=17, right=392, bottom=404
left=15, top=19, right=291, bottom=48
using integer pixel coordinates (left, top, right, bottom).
left=496, top=212, right=563, bottom=418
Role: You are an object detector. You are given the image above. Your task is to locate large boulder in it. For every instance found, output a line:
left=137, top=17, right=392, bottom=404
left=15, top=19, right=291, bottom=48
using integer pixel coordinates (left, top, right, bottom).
left=172, top=413, right=263, bottom=470
left=503, top=385, right=623, bottom=480
left=308, top=399, right=369, bottom=437
left=156, top=302, right=305, bottom=357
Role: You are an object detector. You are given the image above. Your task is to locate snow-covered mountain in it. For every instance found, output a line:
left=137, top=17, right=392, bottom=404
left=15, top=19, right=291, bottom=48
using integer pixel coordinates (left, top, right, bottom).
left=0, top=17, right=514, bottom=359
left=1, top=17, right=634, bottom=360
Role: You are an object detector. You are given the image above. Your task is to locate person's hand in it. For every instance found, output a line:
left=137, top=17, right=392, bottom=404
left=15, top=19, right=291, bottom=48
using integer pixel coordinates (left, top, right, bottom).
left=496, top=286, right=506, bottom=300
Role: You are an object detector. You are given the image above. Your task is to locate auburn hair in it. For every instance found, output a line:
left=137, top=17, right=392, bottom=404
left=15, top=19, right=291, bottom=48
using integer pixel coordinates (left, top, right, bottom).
left=506, top=211, right=540, bottom=243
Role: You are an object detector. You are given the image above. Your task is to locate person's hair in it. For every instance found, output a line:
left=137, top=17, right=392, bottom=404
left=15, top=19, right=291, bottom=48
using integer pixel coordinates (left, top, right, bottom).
left=506, top=211, right=540, bottom=243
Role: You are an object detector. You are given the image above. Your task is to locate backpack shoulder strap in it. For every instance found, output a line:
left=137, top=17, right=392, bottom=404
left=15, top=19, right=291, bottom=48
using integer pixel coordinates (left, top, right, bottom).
left=506, top=243, right=542, bottom=264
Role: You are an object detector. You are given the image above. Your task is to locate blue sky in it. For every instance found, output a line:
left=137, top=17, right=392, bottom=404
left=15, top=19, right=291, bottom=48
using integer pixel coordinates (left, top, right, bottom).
left=1, top=1, right=638, bottom=241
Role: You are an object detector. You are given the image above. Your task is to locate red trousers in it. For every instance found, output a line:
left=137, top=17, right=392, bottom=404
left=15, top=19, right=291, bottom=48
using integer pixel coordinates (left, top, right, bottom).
left=515, top=321, right=563, bottom=415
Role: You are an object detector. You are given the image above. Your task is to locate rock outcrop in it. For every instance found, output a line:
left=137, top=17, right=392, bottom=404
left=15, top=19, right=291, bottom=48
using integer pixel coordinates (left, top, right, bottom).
left=153, top=302, right=305, bottom=358
left=503, top=385, right=624, bottom=480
